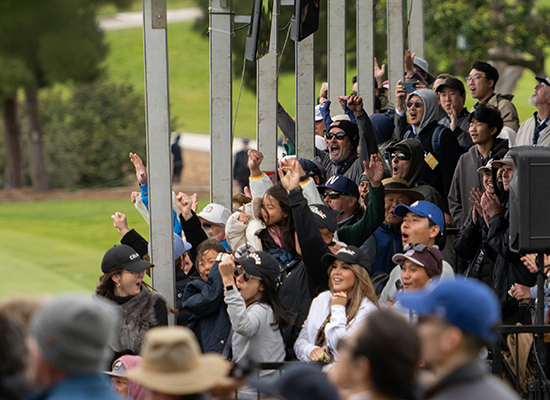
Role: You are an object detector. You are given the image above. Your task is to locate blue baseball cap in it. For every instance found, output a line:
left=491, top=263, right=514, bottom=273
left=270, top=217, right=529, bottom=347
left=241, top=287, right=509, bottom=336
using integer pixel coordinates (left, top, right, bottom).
left=398, top=279, right=501, bottom=342
left=317, top=174, right=360, bottom=199
left=148, top=233, right=192, bottom=260
left=394, top=200, right=444, bottom=235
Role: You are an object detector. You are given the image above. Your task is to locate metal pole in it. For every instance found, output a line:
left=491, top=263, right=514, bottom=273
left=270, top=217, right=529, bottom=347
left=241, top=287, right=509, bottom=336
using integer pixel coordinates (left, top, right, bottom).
left=295, top=34, right=315, bottom=160
left=257, top=0, right=278, bottom=181
left=210, top=0, right=233, bottom=208
left=408, top=0, right=425, bottom=59
left=327, top=0, right=346, bottom=115
left=357, top=0, right=375, bottom=114
left=142, top=0, right=175, bottom=323
left=387, top=0, right=404, bottom=104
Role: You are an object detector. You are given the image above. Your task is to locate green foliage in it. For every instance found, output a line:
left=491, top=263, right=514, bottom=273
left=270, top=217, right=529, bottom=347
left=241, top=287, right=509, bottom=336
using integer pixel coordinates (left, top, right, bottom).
left=40, top=78, right=147, bottom=189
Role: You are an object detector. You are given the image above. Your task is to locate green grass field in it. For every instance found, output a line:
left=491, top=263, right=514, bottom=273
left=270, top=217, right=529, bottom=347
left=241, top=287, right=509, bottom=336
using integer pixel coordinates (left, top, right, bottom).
left=0, top=198, right=209, bottom=300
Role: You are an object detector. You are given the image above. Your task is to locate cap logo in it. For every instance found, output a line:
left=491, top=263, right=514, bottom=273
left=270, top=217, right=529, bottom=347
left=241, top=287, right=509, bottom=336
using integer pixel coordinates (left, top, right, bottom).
left=249, top=253, right=262, bottom=265
left=129, top=252, right=139, bottom=260
left=338, top=248, right=356, bottom=256
left=405, top=249, right=415, bottom=256
left=112, top=361, right=124, bottom=371
left=309, top=205, right=326, bottom=219
left=411, top=201, right=419, bottom=207
left=326, top=175, right=340, bottom=186
left=202, top=205, right=213, bottom=213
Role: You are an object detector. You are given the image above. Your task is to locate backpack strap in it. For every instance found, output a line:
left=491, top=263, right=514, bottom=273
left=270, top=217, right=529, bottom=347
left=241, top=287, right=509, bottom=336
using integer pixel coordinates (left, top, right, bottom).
left=431, top=125, right=446, bottom=158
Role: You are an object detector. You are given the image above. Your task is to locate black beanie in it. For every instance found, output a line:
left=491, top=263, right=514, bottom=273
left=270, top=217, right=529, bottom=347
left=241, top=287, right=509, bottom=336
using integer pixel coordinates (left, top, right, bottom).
left=328, top=120, right=359, bottom=149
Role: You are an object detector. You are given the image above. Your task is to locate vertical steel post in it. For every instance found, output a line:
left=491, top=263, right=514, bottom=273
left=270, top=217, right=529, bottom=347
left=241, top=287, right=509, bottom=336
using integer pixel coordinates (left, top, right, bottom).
left=408, top=0, right=425, bottom=59
left=142, top=0, right=175, bottom=323
left=257, top=0, right=278, bottom=178
left=295, top=34, right=315, bottom=160
left=357, top=0, right=375, bottom=114
left=209, top=0, right=233, bottom=208
left=327, top=0, right=346, bottom=115
left=387, top=0, right=404, bottom=104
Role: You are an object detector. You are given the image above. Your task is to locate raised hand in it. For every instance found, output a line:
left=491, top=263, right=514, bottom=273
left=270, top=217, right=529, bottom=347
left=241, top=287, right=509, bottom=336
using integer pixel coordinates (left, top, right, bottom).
left=112, top=212, right=130, bottom=236
left=190, top=192, right=198, bottom=213
left=395, top=80, right=407, bottom=112
left=468, top=187, right=483, bottom=225
left=363, top=154, right=384, bottom=188
left=247, top=149, right=264, bottom=178
left=278, top=157, right=301, bottom=192
left=404, top=50, right=415, bottom=75
left=176, top=192, right=194, bottom=221
left=130, top=191, right=140, bottom=204
left=331, top=291, right=348, bottom=306
left=347, top=95, right=364, bottom=116
left=374, top=57, right=385, bottom=87
left=129, top=152, right=147, bottom=185
left=218, top=254, right=236, bottom=286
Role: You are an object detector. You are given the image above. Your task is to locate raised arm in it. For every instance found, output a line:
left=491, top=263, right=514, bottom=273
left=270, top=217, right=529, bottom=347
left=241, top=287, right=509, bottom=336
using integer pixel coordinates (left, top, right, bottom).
left=347, top=95, right=378, bottom=163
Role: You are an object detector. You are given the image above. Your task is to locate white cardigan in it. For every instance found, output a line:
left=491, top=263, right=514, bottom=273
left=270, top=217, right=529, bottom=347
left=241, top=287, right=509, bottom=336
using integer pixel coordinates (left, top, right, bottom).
left=294, top=291, right=378, bottom=362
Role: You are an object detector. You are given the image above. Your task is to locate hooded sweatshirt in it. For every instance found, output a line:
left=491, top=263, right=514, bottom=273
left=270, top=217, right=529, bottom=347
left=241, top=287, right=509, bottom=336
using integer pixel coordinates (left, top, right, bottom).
left=397, top=89, right=462, bottom=212
left=397, top=138, right=444, bottom=211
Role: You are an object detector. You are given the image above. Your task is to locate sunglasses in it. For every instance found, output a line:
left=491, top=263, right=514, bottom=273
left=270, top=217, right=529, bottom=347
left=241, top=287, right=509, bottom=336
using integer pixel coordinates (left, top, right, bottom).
left=202, top=222, right=212, bottom=229
left=390, top=152, right=410, bottom=161
left=407, top=101, right=423, bottom=109
left=234, top=267, right=261, bottom=282
left=403, top=243, right=439, bottom=265
left=325, top=132, right=346, bottom=141
left=324, top=191, right=345, bottom=200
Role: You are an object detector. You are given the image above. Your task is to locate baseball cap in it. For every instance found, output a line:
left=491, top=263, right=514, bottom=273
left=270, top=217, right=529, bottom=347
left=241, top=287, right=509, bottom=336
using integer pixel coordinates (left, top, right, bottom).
left=477, top=159, right=493, bottom=173
left=491, top=151, right=513, bottom=168
left=101, top=245, right=154, bottom=274
left=413, top=57, right=435, bottom=85
left=535, top=76, right=550, bottom=88
left=435, top=77, right=466, bottom=95
left=394, top=200, right=444, bottom=235
left=236, top=251, right=280, bottom=284
left=197, top=203, right=232, bottom=225
left=248, top=364, right=338, bottom=400
left=104, top=359, right=128, bottom=378
left=308, top=204, right=342, bottom=233
left=315, top=105, right=323, bottom=122
left=322, top=245, right=371, bottom=273
left=392, top=244, right=443, bottom=278
left=398, top=278, right=502, bottom=342
left=147, top=233, right=192, bottom=260
left=318, top=174, right=360, bottom=199
left=299, top=157, right=327, bottom=184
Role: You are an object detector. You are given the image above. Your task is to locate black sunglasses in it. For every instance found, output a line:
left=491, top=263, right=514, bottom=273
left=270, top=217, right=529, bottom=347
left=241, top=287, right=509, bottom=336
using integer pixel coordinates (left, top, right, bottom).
left=324, top=191, right=345, bottom=200
left=234, top=267, right=261, bottom=282
left=202, top=222, right=212, bottom=229
left=325, top=132, right=346, bottom=141
left=390, top=152, right=410, bottom=161
left=404, top=243, right=439, bottom=265
left=407, top=101, right=422, bottom=109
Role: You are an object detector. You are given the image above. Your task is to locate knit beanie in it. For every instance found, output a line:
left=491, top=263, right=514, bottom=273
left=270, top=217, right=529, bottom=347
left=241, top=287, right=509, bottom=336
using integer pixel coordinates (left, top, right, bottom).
left=328, top=120, right=360, bottom=149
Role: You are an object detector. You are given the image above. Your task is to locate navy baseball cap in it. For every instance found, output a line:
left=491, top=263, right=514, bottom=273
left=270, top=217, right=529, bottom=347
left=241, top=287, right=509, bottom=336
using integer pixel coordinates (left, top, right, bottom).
left=394, top=200, right=444, bottom=235
left=236, top=251, right=280, bottom=284
left=398, top=279, right=501, bottom=342
left=101, top=245, right=154, bottom=274
left=322, top=245, right=371, bottom=273
left=318, top=174, right=360, bottom=199
left=308, top=204, right=342, bottom=233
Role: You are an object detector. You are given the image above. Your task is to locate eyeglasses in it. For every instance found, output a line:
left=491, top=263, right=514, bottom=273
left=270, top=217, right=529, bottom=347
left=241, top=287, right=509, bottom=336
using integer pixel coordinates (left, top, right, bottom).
left=406, top=101, right=422, bottom=109
left=202, top=222, right=212, bottom=229
left=403, top=243, right=439, bottom=265
left=234, top=267, right=261, bottom=282
left=390, top=152, right=410, bottom=161
left=324, top=191, right=345, bottom=200
left=465, top=74, right=485, bottom=82
left=325, top=132, right=346, bottom=141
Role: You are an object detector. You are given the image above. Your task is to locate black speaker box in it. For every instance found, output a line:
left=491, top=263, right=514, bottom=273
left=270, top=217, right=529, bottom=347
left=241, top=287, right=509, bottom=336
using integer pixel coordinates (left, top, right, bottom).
left=509, top=146, right=550, bottom=253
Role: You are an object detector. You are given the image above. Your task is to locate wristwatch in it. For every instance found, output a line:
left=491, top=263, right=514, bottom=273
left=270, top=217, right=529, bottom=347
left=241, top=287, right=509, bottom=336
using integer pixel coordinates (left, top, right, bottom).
left=225, top=284, right=235, bottom=291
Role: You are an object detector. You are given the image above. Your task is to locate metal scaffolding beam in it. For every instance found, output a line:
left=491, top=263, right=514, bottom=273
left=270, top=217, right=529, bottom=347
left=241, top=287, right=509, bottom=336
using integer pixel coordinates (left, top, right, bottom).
left=328, top=0, right=346, bottom=115
left=357, top=0, right=375, bottom=114
left=387, top=0, right=404, bottom=104
left=295, top=34, right=315, bottom=160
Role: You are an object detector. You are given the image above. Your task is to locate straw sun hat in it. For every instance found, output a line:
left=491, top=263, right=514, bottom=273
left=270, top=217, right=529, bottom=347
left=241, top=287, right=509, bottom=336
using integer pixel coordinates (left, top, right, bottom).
left=127, top=326, right=228, bottom=395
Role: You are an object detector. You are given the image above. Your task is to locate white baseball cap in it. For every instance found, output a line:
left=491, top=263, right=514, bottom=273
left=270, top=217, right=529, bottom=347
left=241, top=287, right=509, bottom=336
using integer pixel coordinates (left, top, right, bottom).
left=197, top=204, right=231, bottom=225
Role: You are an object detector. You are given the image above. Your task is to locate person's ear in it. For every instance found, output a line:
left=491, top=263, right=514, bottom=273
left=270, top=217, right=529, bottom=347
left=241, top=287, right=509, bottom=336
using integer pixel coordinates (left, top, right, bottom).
left=349, top=196, right=358, bottom=207
left=314, top=176, right=320, bottom=185
left=429, top=224, right=440, bottom=239
left=258, top=283, right=265, bottom=293
left=111, top=273, right=121, bottom=286
left=353, top=356, right=372, bottom=384
left=441, top=326, right=463, bottom=353
left=489, top=126, right=498, bottom=137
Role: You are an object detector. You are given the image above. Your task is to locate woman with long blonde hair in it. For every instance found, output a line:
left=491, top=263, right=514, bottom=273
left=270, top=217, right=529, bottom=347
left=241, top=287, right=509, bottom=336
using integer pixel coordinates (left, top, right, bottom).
left=294, top=245, right=378, bottom=363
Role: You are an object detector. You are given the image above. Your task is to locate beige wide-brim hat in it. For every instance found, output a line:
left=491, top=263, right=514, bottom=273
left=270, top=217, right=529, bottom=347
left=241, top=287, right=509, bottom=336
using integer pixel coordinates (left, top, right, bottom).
left=127, top=326, right=228, bottom=395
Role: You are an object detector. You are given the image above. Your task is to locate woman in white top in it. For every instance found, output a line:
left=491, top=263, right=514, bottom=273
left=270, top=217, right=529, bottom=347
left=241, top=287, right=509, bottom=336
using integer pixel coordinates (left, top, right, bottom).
left=294, top=245, right=378, bottom=363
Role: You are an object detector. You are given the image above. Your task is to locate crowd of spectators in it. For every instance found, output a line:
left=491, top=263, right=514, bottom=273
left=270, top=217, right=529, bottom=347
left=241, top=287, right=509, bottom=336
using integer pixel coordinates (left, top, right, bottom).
left=1, top=53, right=549, bottom=400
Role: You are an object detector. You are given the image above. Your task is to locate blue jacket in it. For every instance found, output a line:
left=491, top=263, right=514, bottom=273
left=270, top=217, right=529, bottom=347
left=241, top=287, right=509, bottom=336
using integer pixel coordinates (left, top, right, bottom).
left=181, top=262, right=231, bottom=355
left=361, top=223, right=403, bottom=276
left=139, top=183, right=183, bottom=236
left=26, top=373, right=122, bottom=400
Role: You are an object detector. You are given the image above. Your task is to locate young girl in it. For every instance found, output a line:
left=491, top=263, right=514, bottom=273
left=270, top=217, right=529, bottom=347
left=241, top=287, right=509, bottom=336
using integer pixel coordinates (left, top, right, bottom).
left=226, top=182, right=296, bottom=268
left=294, top=245, right=378, bottom=363
left=218, top=252, right=291, bottom=399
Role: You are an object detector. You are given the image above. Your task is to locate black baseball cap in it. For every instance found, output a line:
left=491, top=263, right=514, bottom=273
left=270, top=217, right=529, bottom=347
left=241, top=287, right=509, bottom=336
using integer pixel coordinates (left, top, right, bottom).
left=309, top=204, right=342, bottom=233
left=101, top=245, right=154, bottom=274
left=321, top=245, right=371, bottom=273
left=236, top=251, right=280, bottom=284
left=435, top=77, right=466, bottom=95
